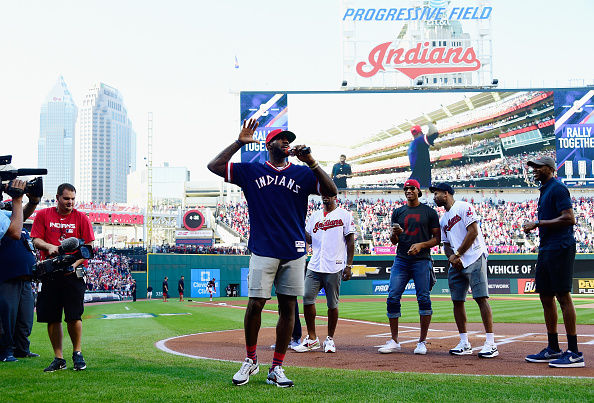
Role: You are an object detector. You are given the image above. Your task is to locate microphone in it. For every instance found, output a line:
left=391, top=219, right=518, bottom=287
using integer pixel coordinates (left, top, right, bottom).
left=286, top=147, right=311, bottom=156
left=58, top=237, right=82, bottom=254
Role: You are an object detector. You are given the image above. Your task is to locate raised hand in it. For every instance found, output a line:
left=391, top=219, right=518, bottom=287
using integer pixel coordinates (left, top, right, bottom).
left=238, top=119, right=259, bottom=144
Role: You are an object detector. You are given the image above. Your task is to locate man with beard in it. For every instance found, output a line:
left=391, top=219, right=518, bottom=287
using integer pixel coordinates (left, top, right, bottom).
left=208, top=119, right=337, bottom=387
left=522, top=156, right=584, bottom=368
left=378, top=179, right=440, bottom=355
left=431, top=182, right=498, bottom=359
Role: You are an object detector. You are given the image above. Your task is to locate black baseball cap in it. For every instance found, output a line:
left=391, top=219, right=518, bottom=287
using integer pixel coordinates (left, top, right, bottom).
left=429, top=183, right=455, bottom=195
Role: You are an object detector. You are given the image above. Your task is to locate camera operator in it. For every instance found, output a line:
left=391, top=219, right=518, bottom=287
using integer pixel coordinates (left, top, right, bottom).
left=31, top=183, right=94, bottom=372
left=0, top=179, right=41, bottom=363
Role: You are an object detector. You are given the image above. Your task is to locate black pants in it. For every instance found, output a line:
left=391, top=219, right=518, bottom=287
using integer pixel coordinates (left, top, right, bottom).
left=0, top=280, right=34, bottom=357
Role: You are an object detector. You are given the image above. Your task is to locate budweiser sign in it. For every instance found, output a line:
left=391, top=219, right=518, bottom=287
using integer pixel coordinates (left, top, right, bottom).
left=356, top=41, right=481, bottom=79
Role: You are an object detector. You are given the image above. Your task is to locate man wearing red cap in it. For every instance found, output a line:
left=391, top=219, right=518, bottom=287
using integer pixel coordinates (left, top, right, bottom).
left=208, top=119, right=337, bottom=387
left=378, top=179, right=440, bottom=355
left=407, top=122, right=439, bottom=188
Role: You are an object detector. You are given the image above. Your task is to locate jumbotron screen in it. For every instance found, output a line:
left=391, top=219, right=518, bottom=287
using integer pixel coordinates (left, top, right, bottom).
left=240, top=89, right=594, bottom=189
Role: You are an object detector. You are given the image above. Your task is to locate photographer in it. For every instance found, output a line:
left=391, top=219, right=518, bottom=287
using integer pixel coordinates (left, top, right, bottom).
left=0, top=179, right=40, bottom=363
left=31, top=183, right=94, bottom=372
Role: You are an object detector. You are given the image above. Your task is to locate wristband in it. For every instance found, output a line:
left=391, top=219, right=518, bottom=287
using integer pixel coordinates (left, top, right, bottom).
left=308, top=161, right=319, bottom=170
left=235, top=140, right=244, bottom=147
left=454, top=250, right=462, bottom=258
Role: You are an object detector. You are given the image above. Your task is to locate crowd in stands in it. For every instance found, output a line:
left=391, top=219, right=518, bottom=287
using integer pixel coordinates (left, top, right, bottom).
left=153, top=244, right=249, bottom=254
left=85, top=248, right=135, bottom=297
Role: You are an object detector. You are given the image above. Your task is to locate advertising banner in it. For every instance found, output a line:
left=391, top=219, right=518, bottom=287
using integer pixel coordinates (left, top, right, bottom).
left=487, top=278, right=510, bottom=294
left=375, top=246, right=396, bottom=254
left=517, top=278, right=536, bottom=294
left=573, top=278, right=594, bottom=294
left=554, top=89, right=594, bottom=186
left=239, top=92, right=288, bottom=164
left=190, top=269, right=220, bottom=298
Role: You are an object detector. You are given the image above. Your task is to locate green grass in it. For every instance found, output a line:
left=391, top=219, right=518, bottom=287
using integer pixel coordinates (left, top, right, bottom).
left=1, top=297, right=592, bottom=402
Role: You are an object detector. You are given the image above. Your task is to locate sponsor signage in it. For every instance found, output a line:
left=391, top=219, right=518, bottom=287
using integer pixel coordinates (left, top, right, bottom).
left=342, top=6, right=493, bottom=22
left=517, top=278, right=537, bottom=294
left=372, top=279, right=415, bottom=295
left=190, top=269, right=220, bottom=298
left=175, top=229, right=213, bottom=238
left=574, top=278, right=594, bottom=294
left=487, top=278, right=510, bottom=294
left=554, top=89, right=594, bottom=186
left=374, top=246, right=396, bottom=254
left=183, top=210, right=204, bottom=231
left=372, top=280, right=390, bottom=295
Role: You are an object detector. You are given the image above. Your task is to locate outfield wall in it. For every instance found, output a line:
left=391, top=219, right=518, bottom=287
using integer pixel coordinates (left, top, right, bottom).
left=138, top=254, right=594, bottom=299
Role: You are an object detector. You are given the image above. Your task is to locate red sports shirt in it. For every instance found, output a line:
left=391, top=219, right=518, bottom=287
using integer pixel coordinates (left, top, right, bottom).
left=31, top=207, right=95, bottom=260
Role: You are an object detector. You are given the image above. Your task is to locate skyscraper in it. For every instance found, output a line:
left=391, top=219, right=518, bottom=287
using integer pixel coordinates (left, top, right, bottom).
left=38, top=76, right=77, bottom=198
left=78, top=83, right=136, bottom=203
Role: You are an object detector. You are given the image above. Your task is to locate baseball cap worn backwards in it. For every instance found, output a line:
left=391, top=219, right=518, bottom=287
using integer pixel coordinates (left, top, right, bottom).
left=527, top=156, right=556, bottom=170
left=265, top=129, right=296, bottom=144
left=403, top=179, right=422, bottom=196
left=429, top=183, right=455, bottom=195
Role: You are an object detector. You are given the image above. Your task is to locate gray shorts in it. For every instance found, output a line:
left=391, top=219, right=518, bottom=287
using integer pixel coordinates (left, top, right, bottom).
left=248, top=254, right=306, bottom=298
left=303, top=269, right=342, bottom=309
left=448, top=254, right=489, bottom=301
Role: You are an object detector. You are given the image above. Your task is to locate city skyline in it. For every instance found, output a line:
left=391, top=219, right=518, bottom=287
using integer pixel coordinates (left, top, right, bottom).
left=78, top=82, right=136, bottom=203
left=38, top=75, right=77, bottom=198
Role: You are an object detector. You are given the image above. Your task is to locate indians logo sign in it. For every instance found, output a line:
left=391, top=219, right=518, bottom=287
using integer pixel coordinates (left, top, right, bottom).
left=356, top=41, right=481, bottom=79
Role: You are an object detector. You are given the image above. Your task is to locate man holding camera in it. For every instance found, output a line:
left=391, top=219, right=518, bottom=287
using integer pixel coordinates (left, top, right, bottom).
left=0, top=179, right=41, bottom=363
left=31, top=183, right=94, bottom=372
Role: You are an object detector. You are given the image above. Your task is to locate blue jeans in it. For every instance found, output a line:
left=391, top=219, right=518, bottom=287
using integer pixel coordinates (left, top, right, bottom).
left=387, top=256, right=433, bottom=318
left=0, top=280, right=34, bottom=357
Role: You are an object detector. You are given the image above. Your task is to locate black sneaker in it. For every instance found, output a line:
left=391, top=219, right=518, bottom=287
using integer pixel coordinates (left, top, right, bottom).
left=44, top=357, right=67, bottom=372
left=72, top=351, right=86, bottom=371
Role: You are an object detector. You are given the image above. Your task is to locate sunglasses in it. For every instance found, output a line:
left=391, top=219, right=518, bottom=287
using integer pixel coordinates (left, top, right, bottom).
left=403, top=186, right=417, bottom=191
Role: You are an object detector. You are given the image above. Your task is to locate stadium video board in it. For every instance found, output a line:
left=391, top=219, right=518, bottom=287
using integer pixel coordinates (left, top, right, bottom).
left=240, top=88, right=594, bottom=189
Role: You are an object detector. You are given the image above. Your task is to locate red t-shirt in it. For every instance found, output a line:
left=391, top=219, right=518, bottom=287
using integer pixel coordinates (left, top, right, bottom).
left=31, top=207, right=95, bottom=260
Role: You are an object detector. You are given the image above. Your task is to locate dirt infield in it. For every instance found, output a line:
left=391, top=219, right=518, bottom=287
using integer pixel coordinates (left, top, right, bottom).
left=159, top=302, right=593, bottom=378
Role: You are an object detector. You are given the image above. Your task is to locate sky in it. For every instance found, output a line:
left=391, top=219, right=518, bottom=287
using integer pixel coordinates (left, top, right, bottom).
left=1, top=0, right=593, bottom=184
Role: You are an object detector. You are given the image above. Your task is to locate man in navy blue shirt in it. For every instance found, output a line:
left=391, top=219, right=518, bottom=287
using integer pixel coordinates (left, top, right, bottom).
left=523, top=156, right=584, bottom=368
left=208, top=119, right=337, bottom=387
left=0, top=179, right=40, bottom=363
left=408, top=122, right=439, bottom=189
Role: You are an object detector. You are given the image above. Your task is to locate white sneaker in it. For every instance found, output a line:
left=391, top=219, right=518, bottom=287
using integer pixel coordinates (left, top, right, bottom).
left=288, top=339, right=301, bottom=350
left=323, top=336, right=336, bottom=353
left=414, top=341, right=427, bottom=355
left=449, top=340, right=472, bottom=356
left=478, top=342, right=499, bottom=358
left=232, top=358, right=259, bottom=386
left=292, top=335, right=320, bottom=353
left=266, top=366, right=294, bottom=387
left=378, top=339, right=401, bottom=354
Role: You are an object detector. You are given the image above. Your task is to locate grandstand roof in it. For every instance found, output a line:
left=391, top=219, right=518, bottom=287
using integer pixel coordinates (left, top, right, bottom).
left=352, top=91, right=516, bottom=147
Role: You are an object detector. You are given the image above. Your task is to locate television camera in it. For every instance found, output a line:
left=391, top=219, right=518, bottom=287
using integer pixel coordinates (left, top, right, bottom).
left=32, top=237, right=94, bottom=280
left=0, top=155, right=46, bottom=210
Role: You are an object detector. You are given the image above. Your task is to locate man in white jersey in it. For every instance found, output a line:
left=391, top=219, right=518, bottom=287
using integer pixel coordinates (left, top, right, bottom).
left=431, top=183, right=498, bottom=359
left=293, top=195, right=355, bottom=353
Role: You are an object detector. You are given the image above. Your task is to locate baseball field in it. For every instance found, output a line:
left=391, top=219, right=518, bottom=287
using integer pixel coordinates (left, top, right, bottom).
left=2, top=295, right=593, bottom=402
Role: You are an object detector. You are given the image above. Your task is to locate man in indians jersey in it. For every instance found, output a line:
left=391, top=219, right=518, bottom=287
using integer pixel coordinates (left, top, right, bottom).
left=293, top=195, right=354, bottom=354
left=208, top=119, right=337, bottom=388
left=378, top=179, right=440, bottom=356
left=408, top=122, right=439, bottom=188
left=207, top=278, right=216, bottom=301
left=431, top=182, right=498, bottom=359
left=31, top=183, right=94, bottom=372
